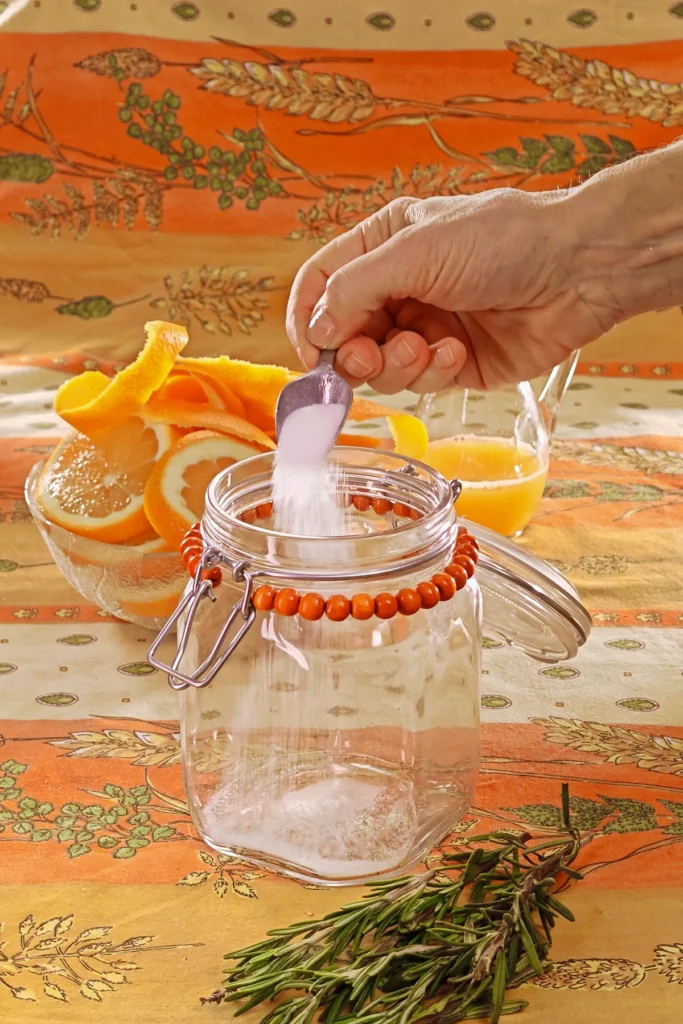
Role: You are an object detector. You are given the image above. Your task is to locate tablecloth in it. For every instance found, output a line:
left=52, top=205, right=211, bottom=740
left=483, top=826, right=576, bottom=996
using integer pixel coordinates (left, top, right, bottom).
left=1, top=3, right=683, bottom=1022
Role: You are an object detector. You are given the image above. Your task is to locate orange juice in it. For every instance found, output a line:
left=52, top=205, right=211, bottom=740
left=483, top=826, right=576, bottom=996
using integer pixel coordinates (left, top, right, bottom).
left=424, top=436, right=547, bottom=536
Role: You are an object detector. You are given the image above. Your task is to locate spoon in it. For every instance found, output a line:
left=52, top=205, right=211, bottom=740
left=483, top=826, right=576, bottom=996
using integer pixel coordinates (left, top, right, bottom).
left=275, top=350, right=352, bottom=449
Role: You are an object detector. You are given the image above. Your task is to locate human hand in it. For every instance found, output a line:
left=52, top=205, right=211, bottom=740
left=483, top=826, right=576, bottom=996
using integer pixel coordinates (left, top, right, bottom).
left=286, top=188, right=620, bottom=394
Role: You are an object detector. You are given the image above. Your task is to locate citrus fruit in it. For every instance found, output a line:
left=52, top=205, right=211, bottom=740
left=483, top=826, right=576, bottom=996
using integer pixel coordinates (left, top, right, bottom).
left=143, top=430, right=269, bottom=548
left=387, top=414, right=429, bottom=461
left=36, top=417, right=176, bottom=543
left=55, top=321, right=188, bottom=436
left=144, top=398, right=275, bottom=450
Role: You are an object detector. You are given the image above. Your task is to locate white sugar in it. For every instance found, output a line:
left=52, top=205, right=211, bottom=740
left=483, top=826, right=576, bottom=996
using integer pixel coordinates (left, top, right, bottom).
left=203, top=774, right=417, bottom=880
left=272, top=403, right=346, bottom=538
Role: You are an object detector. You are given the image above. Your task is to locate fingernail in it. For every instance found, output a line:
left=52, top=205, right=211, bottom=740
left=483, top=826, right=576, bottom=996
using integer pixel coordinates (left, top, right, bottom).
left=389, top=337, right=418, bottom=369
left=307, top=305, right=337, bottom=346
left=339, top=351, right=374, bottom=378
left=433, top=342, right=458, bottom=369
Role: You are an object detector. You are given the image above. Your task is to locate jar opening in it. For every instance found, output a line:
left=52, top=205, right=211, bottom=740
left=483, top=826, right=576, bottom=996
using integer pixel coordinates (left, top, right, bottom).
left=201, top=448, right=458, bottom=581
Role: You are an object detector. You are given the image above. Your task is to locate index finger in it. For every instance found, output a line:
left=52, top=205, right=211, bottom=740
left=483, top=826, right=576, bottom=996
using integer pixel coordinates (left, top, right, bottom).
left=285, top=198, right=416, bottom=369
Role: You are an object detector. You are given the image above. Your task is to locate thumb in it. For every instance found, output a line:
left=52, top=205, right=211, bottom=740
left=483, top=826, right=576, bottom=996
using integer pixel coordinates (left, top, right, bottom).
left=306, top=225, right=426, bottom=349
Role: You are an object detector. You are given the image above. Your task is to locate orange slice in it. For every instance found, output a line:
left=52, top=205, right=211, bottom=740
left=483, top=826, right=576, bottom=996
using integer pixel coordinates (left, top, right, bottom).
left=36, top=417, right=176, bottom=544
left=144, top=430, right=268, bottom=548
left=387, top=414, right=429, bottom=461
left=144, top=398, right=275, bottom=450
left=55, top=321, right=188, bottom=437
left=125, top=525, right=174, bottom=552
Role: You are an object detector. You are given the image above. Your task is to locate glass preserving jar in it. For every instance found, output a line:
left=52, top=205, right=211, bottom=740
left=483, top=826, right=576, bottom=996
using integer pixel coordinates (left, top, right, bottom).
left=149, top=448, right=590, bottom=887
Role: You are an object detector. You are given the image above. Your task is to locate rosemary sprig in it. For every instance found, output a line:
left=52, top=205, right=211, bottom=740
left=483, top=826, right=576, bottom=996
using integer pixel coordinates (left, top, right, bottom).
left=206, top=785, right=586, bottom=1024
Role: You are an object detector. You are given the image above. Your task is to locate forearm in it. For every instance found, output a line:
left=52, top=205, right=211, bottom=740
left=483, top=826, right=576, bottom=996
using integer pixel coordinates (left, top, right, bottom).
left=563, top=139, right=683, bottom=322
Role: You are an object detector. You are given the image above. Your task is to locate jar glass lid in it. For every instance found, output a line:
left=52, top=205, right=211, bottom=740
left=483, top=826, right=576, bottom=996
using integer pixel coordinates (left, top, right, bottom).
left=462, top=519, right=592, bottom=664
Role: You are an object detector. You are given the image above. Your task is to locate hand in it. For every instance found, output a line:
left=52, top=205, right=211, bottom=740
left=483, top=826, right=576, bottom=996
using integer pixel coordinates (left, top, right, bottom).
left=286, top=188, right=620, bottom=394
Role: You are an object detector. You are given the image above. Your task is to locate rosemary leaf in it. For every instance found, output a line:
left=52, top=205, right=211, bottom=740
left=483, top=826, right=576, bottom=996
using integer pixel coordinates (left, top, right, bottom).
left=213, top=785, right=585, bottom=1024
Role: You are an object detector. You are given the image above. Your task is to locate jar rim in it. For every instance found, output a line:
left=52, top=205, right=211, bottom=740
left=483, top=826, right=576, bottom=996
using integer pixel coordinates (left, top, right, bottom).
left=201, top=447, right=458, bottom=581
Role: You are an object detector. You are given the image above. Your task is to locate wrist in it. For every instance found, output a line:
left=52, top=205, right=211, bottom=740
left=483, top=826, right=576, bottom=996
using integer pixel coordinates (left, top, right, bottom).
left=562, top=142, right=683, bottom=322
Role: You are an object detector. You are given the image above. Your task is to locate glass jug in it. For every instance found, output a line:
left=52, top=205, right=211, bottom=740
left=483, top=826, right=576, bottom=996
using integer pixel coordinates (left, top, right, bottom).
left=148, top=447, right=590, bottom=887
left=416, top=353, right=579, bottom=536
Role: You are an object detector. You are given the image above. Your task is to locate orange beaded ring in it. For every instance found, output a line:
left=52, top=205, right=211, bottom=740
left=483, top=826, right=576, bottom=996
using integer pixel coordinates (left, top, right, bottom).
left=180, top=504, right=479, bottom=624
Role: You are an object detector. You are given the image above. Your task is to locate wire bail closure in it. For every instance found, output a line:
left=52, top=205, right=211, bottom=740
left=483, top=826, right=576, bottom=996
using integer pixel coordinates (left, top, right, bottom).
left=148, top=476, right=465, bottom=692
left=147, top=546, right=256, bottom=691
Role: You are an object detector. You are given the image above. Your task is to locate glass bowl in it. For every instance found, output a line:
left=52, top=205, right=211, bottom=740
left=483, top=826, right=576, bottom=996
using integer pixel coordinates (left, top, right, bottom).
left=25, top=461, right=186, bottom=630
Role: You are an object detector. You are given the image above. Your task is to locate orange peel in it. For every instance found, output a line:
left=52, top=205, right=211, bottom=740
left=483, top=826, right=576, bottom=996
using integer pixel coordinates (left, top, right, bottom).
left=55, top=321, right=188, bottom=437
left=144, top=398, right=275, bottom=450
left=176, top=355, right=292, bottom=432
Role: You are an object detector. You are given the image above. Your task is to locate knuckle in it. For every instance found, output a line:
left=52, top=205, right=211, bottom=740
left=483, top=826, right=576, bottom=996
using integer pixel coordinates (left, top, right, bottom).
left=324, top=268, right=353, bottom=308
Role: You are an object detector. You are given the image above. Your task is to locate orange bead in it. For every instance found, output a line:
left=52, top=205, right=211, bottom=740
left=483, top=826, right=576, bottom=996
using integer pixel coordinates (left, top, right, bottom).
left=256, top=501, right=273, bottom=519
left=416, top=581, right=440, bottom=609
left=181, top=535, right=200, bottom=552
left=408, top=508, right=421, bottom=521
left=253, top=585, right=277, bottom=611
left=397, top=588, right=422, bottom=615
left=202, top=567, right=222, bottom=588
left=371, top=498, right=393, bottom=515
left=432, top=573, right=456, bottom=600
left=186, top=554, right=200, bottom=577
left=242, top=508, right=258, bottom=524
left=393, top=503, right=410, bottom=518
left=451, top=554, right=476, bottom=579
left=274, top=588, right=299, bottom=616
left=375, top=592, right=398, bottom=619
left=457, top=535, right=479, bottom=555
left=325, top=595, right=351, bottom=622
left=352, top=494, right=371, bottom=512
left=181, top=544, right=202, bottom=568
left=299, top=593, right=325, bottom=621
left=351, top=594, right=375, bottom=620
left=457, top=545, right=479, bottom=564
left=445, top=564, right=468, bottom=590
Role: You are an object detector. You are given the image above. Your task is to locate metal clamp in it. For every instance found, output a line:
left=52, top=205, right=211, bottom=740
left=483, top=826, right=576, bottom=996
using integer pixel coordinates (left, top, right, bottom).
left=148, top=478, right=464, bottom=691
left=450, top=478, right=462, bottom=504
left=147, top=547, right=256, bottom=691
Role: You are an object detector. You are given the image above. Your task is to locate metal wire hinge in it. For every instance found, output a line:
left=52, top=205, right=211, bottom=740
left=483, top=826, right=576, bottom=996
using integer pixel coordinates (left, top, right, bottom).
left=147, top=547, right=256, bottom=691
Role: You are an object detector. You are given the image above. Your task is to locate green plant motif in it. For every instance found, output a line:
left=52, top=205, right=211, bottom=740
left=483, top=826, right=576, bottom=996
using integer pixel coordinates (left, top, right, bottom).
left=507, top=795, right=661, bottom=834
left=366, top=12, right=395, bottom=30
left=484, top=133, right=634, bottom=178
left=615, top=698, right=659, bottom=713
left=544, top=480, right=592, bottom=499
left=568, top=9, right=598, bottom=28
left=269, top=7, right=296, bottom=27
left=119, top=82, right=283, bottom=213
left=0, top=760, right=184, bottom=860
left=177, top=850, right=265, bottom=899
left=0, top=912, right=201, bottom=1003
left=660, top=802, right=683, bottom=837
left=467, top=12, right=496, bottom=30
left=172, top=1, right=199, bottom=20
left=0, top=277, right=147, bottom=317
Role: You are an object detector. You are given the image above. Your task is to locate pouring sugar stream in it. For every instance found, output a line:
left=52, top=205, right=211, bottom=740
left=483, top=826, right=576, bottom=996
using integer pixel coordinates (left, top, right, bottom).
left=273, top=350, right=352, bottom=538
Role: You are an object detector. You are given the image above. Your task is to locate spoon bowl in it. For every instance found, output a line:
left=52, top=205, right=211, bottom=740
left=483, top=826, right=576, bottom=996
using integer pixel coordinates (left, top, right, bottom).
left=275, top=350, right=352, bottom=446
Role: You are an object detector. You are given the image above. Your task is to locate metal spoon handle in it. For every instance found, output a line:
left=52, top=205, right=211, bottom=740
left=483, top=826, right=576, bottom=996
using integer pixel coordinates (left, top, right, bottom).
left=316, top=349, right=335, bottom=370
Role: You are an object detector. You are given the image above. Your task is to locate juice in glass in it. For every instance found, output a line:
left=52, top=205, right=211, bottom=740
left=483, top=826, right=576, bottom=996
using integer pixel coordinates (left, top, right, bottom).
left=424, top=436, right=547, bottom=536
